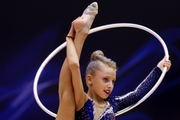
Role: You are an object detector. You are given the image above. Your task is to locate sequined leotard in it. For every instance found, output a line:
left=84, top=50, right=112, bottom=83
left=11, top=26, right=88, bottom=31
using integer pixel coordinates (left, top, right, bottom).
left=75, top=67, right=162, bottom=120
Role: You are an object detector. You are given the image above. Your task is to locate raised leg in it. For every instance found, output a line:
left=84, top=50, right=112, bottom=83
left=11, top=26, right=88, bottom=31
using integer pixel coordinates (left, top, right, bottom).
left=56, top=2, right=98, bottom=120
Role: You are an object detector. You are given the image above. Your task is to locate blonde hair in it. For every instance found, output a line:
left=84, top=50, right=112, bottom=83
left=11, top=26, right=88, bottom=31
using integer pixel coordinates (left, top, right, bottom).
left=86, top=50, right=117, bottom=76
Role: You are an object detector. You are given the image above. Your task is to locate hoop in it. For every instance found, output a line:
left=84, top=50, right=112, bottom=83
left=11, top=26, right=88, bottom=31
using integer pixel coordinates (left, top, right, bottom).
left=33, top=23, right=169, bottom=117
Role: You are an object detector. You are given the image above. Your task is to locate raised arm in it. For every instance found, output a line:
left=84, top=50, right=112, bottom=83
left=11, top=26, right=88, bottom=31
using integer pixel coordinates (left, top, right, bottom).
left=56, top=2, right=98, bottom=119
left=66, top=2, right=98, bottom=111
left=108, top=57, right=171, bottom=113
left=66, top=36, right=87, bottom=111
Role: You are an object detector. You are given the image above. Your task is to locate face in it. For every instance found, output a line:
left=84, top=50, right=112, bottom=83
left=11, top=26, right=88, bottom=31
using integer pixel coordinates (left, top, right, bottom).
left=87, top=62, right=116, bottom=99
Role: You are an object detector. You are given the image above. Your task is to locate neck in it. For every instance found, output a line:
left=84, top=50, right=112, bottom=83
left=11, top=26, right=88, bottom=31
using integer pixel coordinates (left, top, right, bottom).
left=87, top=90, right=104, bottom=105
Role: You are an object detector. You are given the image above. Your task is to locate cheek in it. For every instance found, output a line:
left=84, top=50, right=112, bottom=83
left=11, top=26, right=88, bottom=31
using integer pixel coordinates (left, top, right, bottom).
left=93, top=79, right=104, bottom=88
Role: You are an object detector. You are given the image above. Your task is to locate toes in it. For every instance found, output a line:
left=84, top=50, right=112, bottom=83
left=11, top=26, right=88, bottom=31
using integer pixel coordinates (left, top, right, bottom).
left=70, top=2, right=98, bottom=33
left=82, top=2, right=98, bottom=16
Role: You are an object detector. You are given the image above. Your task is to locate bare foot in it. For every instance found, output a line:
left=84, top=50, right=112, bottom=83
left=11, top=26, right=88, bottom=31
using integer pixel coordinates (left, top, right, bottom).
left=67, top=2, right=98, bottom=37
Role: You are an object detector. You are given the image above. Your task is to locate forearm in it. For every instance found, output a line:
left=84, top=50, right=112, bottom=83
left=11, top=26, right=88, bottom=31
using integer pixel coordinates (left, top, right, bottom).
left=66, top=38, right=79, bottom=67
left=113, top=67, right=162, bottom=112
left=135, top=67, right=162, bottom=93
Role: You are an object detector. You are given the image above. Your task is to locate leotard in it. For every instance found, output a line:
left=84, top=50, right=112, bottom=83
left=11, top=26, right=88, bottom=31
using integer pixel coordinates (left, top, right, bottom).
left=75, top=67, right=162, bottom=120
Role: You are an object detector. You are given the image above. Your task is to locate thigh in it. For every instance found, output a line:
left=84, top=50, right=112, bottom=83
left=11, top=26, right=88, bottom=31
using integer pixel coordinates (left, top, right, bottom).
left=56, top=59, right=75, bottom=120
left=56, top=91, right=75, bottom=120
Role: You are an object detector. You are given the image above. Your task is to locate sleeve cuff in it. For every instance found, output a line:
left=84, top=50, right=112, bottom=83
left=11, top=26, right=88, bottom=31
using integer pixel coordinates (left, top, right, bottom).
left=154, top=66, right=162, bottom=76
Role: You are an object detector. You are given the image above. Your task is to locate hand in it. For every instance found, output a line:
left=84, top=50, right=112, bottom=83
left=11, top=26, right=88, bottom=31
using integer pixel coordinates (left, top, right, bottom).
left=157, top=56, right=171, bottom=72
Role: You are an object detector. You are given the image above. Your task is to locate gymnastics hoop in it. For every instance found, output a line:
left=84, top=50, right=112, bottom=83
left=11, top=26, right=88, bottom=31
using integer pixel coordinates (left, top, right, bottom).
left=33, top=23, right=169, bottom=118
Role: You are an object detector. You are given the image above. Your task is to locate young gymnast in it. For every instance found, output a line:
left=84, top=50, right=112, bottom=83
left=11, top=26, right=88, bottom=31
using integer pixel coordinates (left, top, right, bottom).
left=56, top=2, right=171, bottom=120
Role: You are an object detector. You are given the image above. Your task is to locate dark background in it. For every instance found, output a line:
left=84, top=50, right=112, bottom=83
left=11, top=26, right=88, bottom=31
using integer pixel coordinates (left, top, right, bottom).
left=0, top=0, right=180, bottom=120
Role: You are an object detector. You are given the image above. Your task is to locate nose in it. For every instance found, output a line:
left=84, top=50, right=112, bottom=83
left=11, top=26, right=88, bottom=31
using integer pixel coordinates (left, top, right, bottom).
left=108, top=81, right=113, bottom=88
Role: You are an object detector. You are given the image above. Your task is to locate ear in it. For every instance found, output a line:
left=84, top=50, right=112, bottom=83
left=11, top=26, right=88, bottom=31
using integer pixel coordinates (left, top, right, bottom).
left=86, top=74, right=93, bottom=85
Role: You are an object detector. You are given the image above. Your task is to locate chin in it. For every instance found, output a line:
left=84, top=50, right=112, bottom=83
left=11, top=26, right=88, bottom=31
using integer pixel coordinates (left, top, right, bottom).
left=103, top=95, right=109, bottom=99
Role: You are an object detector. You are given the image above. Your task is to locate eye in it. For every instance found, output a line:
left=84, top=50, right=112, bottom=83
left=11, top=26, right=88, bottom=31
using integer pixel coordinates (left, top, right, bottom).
left=112, top=80, right=116, bottom=84
left=103, top=78, right=108, bottom=82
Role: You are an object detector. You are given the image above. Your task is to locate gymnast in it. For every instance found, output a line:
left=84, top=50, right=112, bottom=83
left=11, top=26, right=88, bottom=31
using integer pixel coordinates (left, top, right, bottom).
left=56, top=2, right=171, bottom=120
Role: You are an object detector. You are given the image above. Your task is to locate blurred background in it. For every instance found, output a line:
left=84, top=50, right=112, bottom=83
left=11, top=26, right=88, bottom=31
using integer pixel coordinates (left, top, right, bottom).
left=0, top=0, right=180, bottom=120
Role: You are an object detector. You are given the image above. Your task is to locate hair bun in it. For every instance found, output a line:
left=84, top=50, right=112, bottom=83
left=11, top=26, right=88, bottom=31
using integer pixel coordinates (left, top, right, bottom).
left=90, top=50, right=104, bottom=61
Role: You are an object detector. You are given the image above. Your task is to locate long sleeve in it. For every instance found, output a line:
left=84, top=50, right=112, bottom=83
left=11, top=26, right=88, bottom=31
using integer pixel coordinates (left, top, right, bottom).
left=107, top=67, right=162, bottom=113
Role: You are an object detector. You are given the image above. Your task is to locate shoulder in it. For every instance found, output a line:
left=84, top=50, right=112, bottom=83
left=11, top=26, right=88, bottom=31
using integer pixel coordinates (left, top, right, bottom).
left=76, top=98, right=93, bottom=112
left=105, top=96, right=121, bottom=107
left=75, top=98, right=94, bottom=119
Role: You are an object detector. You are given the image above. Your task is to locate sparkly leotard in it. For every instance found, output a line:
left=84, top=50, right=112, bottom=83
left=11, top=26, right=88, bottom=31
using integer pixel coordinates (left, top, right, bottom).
left=75, top=67, right=162, bottom=120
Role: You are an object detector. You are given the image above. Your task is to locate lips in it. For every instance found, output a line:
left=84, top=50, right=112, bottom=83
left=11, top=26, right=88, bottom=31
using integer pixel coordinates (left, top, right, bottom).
left=104, top=90, right=111, bottom=95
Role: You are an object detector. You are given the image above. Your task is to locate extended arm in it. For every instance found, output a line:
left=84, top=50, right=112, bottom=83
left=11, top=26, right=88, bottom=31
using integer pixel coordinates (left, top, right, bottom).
left=66, top=36, right=87, bottom=111
left=109, top=57, right=171, bottom=113
left=56, top=2, right=98, bottom=119
left=65, top=2, right=98, bottom=111
left=111, top=67, right=162, bottom=112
